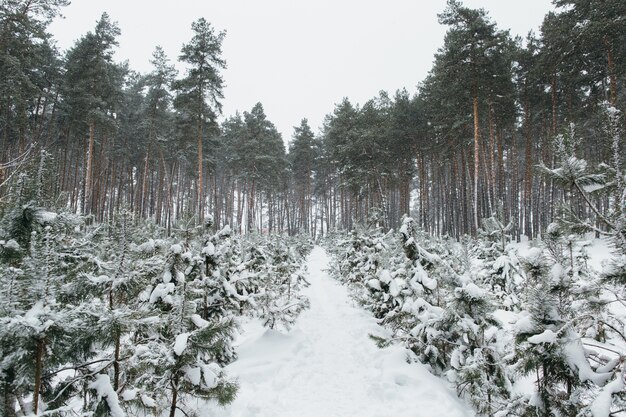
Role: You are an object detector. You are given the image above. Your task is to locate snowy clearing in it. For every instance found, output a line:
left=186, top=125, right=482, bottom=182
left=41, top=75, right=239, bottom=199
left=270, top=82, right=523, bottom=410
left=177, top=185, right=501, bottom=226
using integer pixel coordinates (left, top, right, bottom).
left=201, top=246, right=472, bottom=417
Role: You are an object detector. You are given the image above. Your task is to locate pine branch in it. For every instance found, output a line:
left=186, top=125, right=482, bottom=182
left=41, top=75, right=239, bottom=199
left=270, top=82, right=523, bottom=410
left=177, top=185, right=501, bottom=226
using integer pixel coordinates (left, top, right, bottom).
left=573, top=179, right=616, bottom=231
left=598, top=320, right=626, bottom=344
left=43, top=356, right=128, bottom=379
left=582, top=341, right=624, bottom=357
left=46, top=360, right=116, bottom=407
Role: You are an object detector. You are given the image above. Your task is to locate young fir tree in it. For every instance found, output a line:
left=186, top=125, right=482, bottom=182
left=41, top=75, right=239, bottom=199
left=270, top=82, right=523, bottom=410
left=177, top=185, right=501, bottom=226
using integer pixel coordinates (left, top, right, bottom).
left=0, top=150, right=97, bottom=415
left=128, top=240, right=237, bottom=417
left=474, top=214, right=524, bottom=310
left=252, top=236, right=310, bottom=331
left=0, top=207, right=97, bottom=415
left=512, top=246, right=594, bottom=416
left=79, top=210, right=171, bottom=416
left=446, top=281, right=511, bottom=416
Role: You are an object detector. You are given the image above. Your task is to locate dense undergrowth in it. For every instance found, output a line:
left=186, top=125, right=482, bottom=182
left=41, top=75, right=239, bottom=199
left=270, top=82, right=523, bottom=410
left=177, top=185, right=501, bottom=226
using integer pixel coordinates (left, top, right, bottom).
left=325, top=214, right=625, bottom=416
left=0, top=201, right=313, bottom=416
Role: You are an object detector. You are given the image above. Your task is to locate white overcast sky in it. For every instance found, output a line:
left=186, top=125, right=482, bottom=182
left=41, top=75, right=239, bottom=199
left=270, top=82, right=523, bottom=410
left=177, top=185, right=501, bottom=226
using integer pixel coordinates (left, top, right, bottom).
left=48, top=0, right=554, bottom=144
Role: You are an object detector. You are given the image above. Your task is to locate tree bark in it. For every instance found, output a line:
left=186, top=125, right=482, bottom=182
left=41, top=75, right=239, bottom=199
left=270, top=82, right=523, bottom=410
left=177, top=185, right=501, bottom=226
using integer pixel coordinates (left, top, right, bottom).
left=604, top=36, right=618, bottom=106
left=197, top=97, right=204, bottom=223
left=33, top=338, right=45, bottom=415
left=524, top=101, right=533, bottom=237
left=473, top=93, right=480, bottom=233
left=84, top=121, right=95, bottom=215
left=168, top=375, right=179, bottom=417
left=551, top=74, right=558, bottom=135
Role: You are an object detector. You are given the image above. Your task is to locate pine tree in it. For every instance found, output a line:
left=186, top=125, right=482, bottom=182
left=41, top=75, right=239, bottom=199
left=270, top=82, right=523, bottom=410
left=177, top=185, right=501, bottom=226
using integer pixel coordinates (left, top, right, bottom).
left=61, top=12, right=124, bottom=216
left=141, top=46, right=177, bottom=219
left=0, top=206, right=96, bottom=415
left=437, top=0, right=514, bottom=232
left=289, top=119, right=317, bottom=234
left=128, top=241, right=237, bottom=416
left=174, top=18, right=226, bottom=223
left=0, top=0, right=68, bottom=154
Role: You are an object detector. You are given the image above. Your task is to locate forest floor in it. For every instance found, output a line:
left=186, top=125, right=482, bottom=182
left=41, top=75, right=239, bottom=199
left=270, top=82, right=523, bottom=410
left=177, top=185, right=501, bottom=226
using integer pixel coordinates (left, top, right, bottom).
left=200, top=247, right=473, bottom=417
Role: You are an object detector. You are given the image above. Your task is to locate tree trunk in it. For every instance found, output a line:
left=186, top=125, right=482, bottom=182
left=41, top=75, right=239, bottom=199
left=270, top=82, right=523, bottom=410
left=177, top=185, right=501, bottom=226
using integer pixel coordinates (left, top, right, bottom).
left=604, top=36, right=618, bottom=106
left=141, top=135, right=151, bottom=218
left=488, top=101, right=496, bottom=207
left=551, top=74, right=558, bottom=135
left=84, top=121, right=95, bottom=215
left=168, top=375, right=179, bottom=417
left=197, top=117, right=204, bottom=223
left=473, top=93, right=480, bottom=233
left=524, top=101, right=533, bottom=237
left=33, top=338, right=45, bottom=415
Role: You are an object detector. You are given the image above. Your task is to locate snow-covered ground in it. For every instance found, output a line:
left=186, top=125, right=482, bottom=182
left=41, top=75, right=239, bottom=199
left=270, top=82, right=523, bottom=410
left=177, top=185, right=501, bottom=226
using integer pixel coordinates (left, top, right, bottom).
left=201, top=247, right=472, bottom=417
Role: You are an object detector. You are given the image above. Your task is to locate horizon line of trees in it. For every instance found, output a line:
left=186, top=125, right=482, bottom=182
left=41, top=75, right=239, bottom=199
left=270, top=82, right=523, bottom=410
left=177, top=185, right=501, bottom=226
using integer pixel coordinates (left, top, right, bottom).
left=1, top=0, right=624, bottom=239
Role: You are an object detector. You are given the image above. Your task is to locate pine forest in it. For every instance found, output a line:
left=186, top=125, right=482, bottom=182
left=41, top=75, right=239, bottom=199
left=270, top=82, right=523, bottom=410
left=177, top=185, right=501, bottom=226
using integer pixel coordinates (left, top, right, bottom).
left=0, top=0, right=625, bottom=416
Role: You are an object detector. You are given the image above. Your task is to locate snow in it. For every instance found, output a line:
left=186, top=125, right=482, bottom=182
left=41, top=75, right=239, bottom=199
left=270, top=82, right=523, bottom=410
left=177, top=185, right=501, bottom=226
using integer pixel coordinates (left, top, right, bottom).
left=1, top=239, right=20, bottom=250
left=88, top=374, right=125, bottom=417
left=366, top=278, right=382, bottom=291
left=583, top=183, right=606, bottom=193
left=218, top=224, right=232, bottom=237
left=201, top=247, right=472, bottom=417
left=585, top=238, right=614, bottom=272
left=21, top=302, right=54, bottom=333
left=379, top=269, right=392, bottom=284
left=135, top=239, right=156, bottom=253
left=203, top=242, right=216, bottom=256
left=590, top=365, right=625, bottom=417
left=174, top=332, right=189, bottom=356
left=141, top=394, right=157, bottom=408
left=413, top=263, right=437, bottom=290
left=192, top=314, right=210, bottom=328
left=527, top=329, right=558, bottom=344
left=149, top=282, right=175, bottom=304
left=120, top=389, right=136, bottom=401
left=202, top=363, right=221, bottom=388
left=563, top=334, right=613, bottom=386
left=185, top=366, right=202, bottom=385
left=462, top=282, right=486, bottom=299
left=518, top=246, right=543, bottom=265
left=389, top=277, right=405, bottom=297
left=512, top=311, right=534, bottom=333
left=36, top=210, right=58, bottom=223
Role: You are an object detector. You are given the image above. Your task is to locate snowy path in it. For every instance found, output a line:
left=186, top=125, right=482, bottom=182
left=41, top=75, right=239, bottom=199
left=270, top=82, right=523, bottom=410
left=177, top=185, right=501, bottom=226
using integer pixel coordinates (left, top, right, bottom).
left=202, top=246, right=472, bottom=417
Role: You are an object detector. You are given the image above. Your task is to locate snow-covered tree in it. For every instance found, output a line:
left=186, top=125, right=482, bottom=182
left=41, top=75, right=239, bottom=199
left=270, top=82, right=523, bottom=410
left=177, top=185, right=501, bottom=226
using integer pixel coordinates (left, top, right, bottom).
left=253, top=237, right=310, bottom=330
left=126, top=241, right=238, bottom=417
left=0, top=206, right=96, bottom=415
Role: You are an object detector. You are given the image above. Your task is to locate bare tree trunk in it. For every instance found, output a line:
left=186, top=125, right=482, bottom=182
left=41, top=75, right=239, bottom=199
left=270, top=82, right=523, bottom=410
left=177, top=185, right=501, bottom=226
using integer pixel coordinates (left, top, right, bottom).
left=473, top=94, right=480, bottom=233
left=604, top=36, right=618, bottom=106
left=33, top=339, right=45, bottom=414
left=524, top=101, right=533, bottom=237
left=155, top=155, right=165, bottom=225
left=141, top=135, right=151, bottom=218
left=237, top=184, right=244, bottom=234
left=488, top=101, right=496, bottom=208
left=198, top=87, right=204, bottom=224
left=168, top=375, right=179, bottom=417
left=84, top=121, right=95, bottom=215
left=551, top=74, right=558, bottom=135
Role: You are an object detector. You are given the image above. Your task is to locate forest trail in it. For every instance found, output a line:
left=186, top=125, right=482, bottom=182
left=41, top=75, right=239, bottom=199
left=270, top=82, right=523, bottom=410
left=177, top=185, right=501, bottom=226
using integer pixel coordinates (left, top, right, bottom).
left=201, top=246, right=472, bottom=417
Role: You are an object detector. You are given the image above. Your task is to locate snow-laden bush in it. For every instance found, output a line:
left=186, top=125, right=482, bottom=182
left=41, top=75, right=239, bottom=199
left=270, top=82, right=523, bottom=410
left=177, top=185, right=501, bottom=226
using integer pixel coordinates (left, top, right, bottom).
left=0, top=202, right=314, bottom=416
left=329, top=210, right=626, bottom=417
